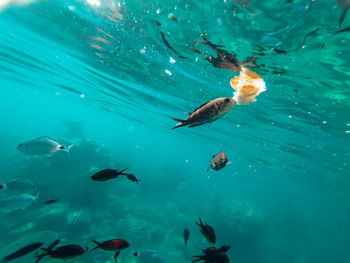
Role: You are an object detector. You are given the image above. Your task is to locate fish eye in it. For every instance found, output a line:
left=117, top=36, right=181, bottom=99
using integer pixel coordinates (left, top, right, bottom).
left=224, top=98, right=230, bottom=103
left=17, top=143, right=23, bottom=148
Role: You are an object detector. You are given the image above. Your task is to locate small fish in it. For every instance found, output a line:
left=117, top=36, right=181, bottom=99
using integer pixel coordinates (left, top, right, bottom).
left=139, top=227, right=146, bottom=231
left=0, top=184, right=6, bottom=191
left=1, top=177, right=36, bottom=193
left=159, top=31, right=186, bottom=59
left=168, top=13, right=178, bottom=22
left=66, top=210, right=81, bottom=225
left=183, top=228, right=190, bottom=246
left=1, top=242, right=43, bottom=262
left=192, top=246, right=230, bottom=263
left=207, top=152, right=228, bottom=172
left=337, top=0, right=350, bottom=25
left=125, top=173, right=141, bottom=184
left=171, top=98, right=235, bottom=129
left=195, top=217, right=216, bottom=244
left=0, top=192, right=39, bottom=213
left=17, top=136, right=73, bottom=155
left=43, top=199, right=59, bottom=205
left=91, top=239, right=129, bottom=252
left=35, top=240, right=86, bottom=263
left=90, top=168, right=129, bottom=182
left=134, top=251, right=165, bottom=263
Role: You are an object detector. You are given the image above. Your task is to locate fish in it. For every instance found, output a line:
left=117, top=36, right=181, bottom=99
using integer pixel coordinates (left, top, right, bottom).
left=195, top=217, right=216, bottom=244
left=35, top=240, right=86, bottom=263
left=192, top=246, right=230, bottom=263
left=17, top=136, right=73, bottom=155
left=337, top=0, right=350, bottom=25
left=124, top=173, right=141, bottom=184
left=168, top=13, right=178, bottom=22
left=90, top=168, right=129, bottom=182
left=171, top=97, right=235, bottom=129
left=183, top=228, right=190, bottom=246
left=0, top=177, right=36, bottom=193
left=159, top=31, right=186, bottom=59
left=43, top=199, right=59, bottom=205
left=1, top=242, right=43, bottom=262
left=134, top=251, right=165, bottom=263
left=207, top=152, right=228, bottom=172
left=0, top=192, right=39, bottom=213
left=66, top=210, right=81, bottom=224
left=91, top=239, right=129, bottom=251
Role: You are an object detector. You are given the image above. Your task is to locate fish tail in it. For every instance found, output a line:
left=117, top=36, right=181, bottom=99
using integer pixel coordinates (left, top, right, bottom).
left=170, top=117, right=186, bottom=129
left=339, top=4, right=349, bottom=25
left=62, top=144, right=74, bottom=152
left=90, top=241, right=101, bottom=252
left=34, top=253, right=48, bottom=263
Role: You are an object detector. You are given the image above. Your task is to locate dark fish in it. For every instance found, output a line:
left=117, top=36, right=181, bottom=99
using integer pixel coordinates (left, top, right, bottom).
left=1, top=242, right=43, bottom=262
left=303, top=28, right=320, bottom=40
left=91, top=239, right=129, bottom=251
left=125, top=174, right=141, bottom=184
left=90, top=168, right=129, bottom=182
left=337, top=0, right=350, bottom=25
left=155, top=21, right=161, bottom=26
left=207, top=152, right=228, bottom=172
left=171, top=98, right=235, bottom=129
left=192, top=246, right=230, bottom=263
left=195, top=217, right=216, bottom=244
left=159, top=31, right=186, bottom=59
left=35, top=240, right=85, bottom=263
left=139, top=227, right=146, bottom=231
left=43, top=199, right=59, bottom=205
left=183, top=228, right=190, bottom=246
left=334, top=26, right=350, bottom=34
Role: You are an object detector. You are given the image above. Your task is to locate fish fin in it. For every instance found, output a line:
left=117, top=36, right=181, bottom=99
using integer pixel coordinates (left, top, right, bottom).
left=226, top=161, right=232, bottom=166
left=114, top=251, right=120, bottom=263
left=118, top=168, right=129, bottom=175
left=170, top=117, right=186, bottom=129
left=339, top=4, right=349, bottom=25
left=207, top=165, right=211, bottom=172
left=34, top=253, right=48, bottom=263
left=188, top=123, right=202, bottom=128
left=188, top=101, right=210, bottom=115
left=46, top=239, right=60, bottom=251
left=37, top=136, right=55, bottom=140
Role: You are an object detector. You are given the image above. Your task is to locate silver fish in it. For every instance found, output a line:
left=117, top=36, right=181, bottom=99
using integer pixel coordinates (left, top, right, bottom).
left=17, top=136, right=73, bottom=155
left=337, top=0, right=350, bottom=25
left=0, top=193, right=39, bottom=213
left=1, top=177, right=36, bottom=193
left=207, top=152, right=228, bottom=172
left=171, top=97, right=235, bottom=129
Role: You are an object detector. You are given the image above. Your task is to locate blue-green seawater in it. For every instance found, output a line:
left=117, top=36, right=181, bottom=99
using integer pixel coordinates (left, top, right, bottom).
left=0, top=0, right=350, bottom=262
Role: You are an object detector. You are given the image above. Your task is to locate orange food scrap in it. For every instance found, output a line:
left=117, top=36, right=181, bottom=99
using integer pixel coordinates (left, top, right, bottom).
left=230, top=67, right=266, bottom=105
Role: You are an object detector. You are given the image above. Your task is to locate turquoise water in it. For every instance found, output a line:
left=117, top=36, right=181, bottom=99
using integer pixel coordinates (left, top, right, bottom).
left=0, top=0, right=349, bottom=262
